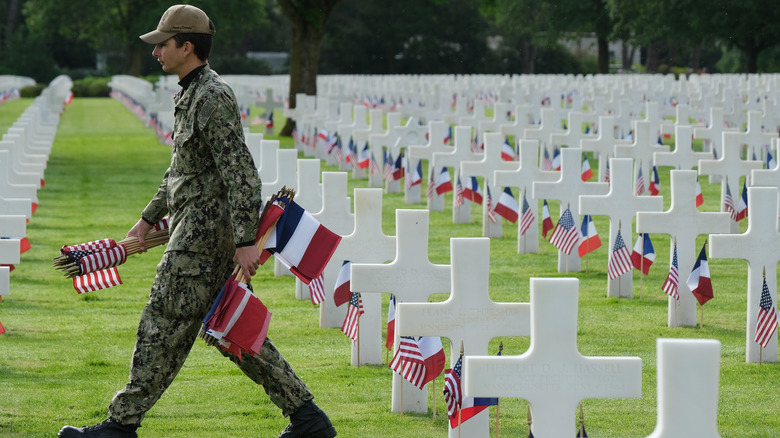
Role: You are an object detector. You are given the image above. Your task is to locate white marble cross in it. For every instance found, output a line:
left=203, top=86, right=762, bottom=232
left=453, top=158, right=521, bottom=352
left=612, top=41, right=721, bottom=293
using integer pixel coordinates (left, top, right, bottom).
left=693, top=106, right=736, bottom=183
left=336, top=105, right=369, bottom=172
left=580, top=158, right=664, bottom=297
left=318, top=189, right=395, bottom=335
left=654, top=125, right=711, bottom=171
left=699, top=131, right=763, bottom=233
left=294, top=172, right=355, bottom=301
left=367, top=112, right=403, bottom=187
left=351, top=108, right=385, bottom=180
left=431, top=126, right=482, bottom=224
left=645, top=338, right=721, bottom=438
left=732, top=110, right=778, bottom=160
left=464, top=277, right=642, bottom=438
left=550, top=111, right=596, bottom=149
left=397, top=237, right=530, bottom=437
left=408, top=121, right=452, bottom=207
left=580, top=115, right=631, bottom=181
left=524, top=108, right=565, bottom=148
left=636, top=170, right=731, bottom=327
left=256, top=139, right=279, bottom=183
left=615, top=120, right=670, bottom=194
left=461, top=132, right=520, bottom=238
left=323, top=102, right=354, bottom=164
left=494, top=139, right=558, bottom=254
left=351, top=209, right=451, bottom=411
left=497, top=104, right=533, bottom=141
left=751, top=141, right=780, bottom=222
left=709, top=187, right=780, bottom=363
left=534, top=147, right=609, bottom=272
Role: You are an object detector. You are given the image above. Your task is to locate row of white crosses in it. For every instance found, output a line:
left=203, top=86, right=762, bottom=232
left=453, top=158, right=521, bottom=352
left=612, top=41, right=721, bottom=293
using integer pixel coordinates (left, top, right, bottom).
left=1, top=75, right=72, bottom=296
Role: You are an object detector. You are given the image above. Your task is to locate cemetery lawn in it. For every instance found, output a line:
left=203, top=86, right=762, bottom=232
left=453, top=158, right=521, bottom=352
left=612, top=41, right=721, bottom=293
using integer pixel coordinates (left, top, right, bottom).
left=1, top=97, right=778, bottom=437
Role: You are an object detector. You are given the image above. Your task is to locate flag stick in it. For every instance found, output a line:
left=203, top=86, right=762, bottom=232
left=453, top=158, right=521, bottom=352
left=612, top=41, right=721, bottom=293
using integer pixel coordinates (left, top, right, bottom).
left=700, top=303, right=704, bottom=329
left=760, top=345, right=763, bottom=364
left=432, top=379, right=437, bottom=421
left=527, top=404, right=533, bottom=437
left=640, top=234, right=644, bottom=299
left=495, top=398, right=501, bottom=438
left=674, top=298, right=678, bottom=328
left=356, top=301, right=361, bottom=369
left=400, top=360, right=404, bottom=417
left=579, top=403, right=585, bottom=437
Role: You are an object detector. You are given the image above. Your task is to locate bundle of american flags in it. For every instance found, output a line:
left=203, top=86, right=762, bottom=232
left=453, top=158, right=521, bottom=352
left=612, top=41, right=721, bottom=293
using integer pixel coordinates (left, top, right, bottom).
left=52, top=217, right=170, bottom=293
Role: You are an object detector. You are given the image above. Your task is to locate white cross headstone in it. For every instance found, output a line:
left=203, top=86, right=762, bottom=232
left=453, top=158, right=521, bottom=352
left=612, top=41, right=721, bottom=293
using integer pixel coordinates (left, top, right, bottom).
left=323, top=102, right=353, bottom=165
left=699, top=131, right=763, bottom=233
left=461, top=132, right=519, bottom=238
left=293, top=159, right=322, bottom=213
left=534, top=148, right=609, bottom=272
left=351, top=209, right=451, bottom=411
left=549, top=111, right=596, bottom=149
left=494, top=139, right=558, bottom=254
left=751, top=140, right=780, bottom=222
left=367, top=112, right=403, bottom=187
left=524, top=108, right=565, bottom=149
left=464, top=277, right=642, bottom=438
left=386, top=117, right=429, bottom=195
left=431, top=126, right=482, bottom=224
left=408, top=121, right=451, bottom=210
left=580, top=115, right=631, bottom=181
left=734, top=110, right=778, bottom=160
left=336, top=105, right=369, bottom=172
left=709, top=187, right=780, bottom=363
left=351, top=108, right=385, bottom=180
left=295, top=172, right=356, bottom=301
left=654, top=125, right=711, bottom=171
left=636, top=170, right=731, bottom=327
left=580, top=158, right=664, bottom=298
left=615, top=120, right=670, bottom=194
left=397, top=237, right=530, bottom=437
left=256, top=139, right=279, bottom=183
left=645, top=338, right=721, bottom=438
left=319, top=189, right=395, bottom=331
left=693, top=106, right=736, bottom=184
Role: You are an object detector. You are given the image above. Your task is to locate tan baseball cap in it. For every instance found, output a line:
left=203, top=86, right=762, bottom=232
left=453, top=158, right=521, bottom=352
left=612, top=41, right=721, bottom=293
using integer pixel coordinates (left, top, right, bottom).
left=139, top=4, right=215, bottom=44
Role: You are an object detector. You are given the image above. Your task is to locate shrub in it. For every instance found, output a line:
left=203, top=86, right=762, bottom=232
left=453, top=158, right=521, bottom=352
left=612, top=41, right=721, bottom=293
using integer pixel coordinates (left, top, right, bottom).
left=71, top=76, right=111, bottom=97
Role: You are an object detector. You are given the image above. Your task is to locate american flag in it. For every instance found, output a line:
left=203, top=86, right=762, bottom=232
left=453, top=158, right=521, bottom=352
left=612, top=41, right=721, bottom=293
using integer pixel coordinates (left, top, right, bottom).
left=661, top=241, right=680, bottom=301
left=635, top=166, right=645, bottom=195
left=389, top=336, right=427, bottom=389
left=724, top=179, right=736, bottom=220
left=332, top=136, right=344, bottom=164
left=341, top=292, right=363, bottom=341
left=454, top=176, right=465, bottom=208
left=346, top=137, right=358, bottom=167
left=549, top=207, right=579, bottom=254
left=608, top=230, right=633, bottom=280
left=308, top=272, right=325, bottom=305
left=384, top=151, right=393, bottom=182
left=542, top=146, right=552, bottom=171
left=78, top=245, right=128, bottom=275
left=443, top=355, right=463, bottom=423
left=369, top=152, right=381, bottom=176
left=426, top=167, right=436, bottom=199
left=604, top=160, right=611, bottom=183
left=471, top=131, right=481, bottom=153
left=754, top=275, right=777, bottom=348
left=519, top=192, right=535, bottom=236
left=486, top=185, right=497, bottom=223
left=73, top=267, right=123, bottom=294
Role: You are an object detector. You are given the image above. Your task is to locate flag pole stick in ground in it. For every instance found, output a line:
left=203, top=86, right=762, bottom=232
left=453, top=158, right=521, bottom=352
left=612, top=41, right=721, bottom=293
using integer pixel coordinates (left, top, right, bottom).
left=579, top=403, right=585, bottom=437
left=356, top=298, right=361, bottom=369
left=640, top=234, right=644, bottom=299
left=432, top=379, right=436, bottom=421
left=495, top=341, right=503, bottom=438
left=527, top=404, right=532, bottom=437
left=399, top=355, right=404, bottom=417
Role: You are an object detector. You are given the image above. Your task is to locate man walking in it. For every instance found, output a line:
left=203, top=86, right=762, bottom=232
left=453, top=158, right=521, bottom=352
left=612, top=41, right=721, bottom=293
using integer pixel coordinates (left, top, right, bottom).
left=58, top=5, right=336, bottom=438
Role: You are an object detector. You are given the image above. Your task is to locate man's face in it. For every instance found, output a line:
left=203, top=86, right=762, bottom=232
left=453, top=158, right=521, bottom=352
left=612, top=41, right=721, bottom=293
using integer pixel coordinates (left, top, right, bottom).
left=152, top=38, right=188, bottom=78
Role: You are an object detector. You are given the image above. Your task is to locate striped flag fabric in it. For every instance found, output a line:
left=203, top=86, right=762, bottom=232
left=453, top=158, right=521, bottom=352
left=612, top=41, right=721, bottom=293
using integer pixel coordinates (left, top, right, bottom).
left=549, top=207, right=579, bottom=254
left=519, top=192, right=535, bottom=236
left=662, top=240, right=680, bottom=301
left=471, top=131, right=481, bottom=153
left=390, top=336, right=445, bottom=389
left=201, top=279, right=271, bottom=359
left=608, top=230, right=633, bottom=280
left=630, top=233, right=656, bottom=275
left=502, top=137, right=516, bottom=161
left=541, top=200, right=554, bottom=239
left=754, top=274, right=778, bottom=348
left=332, top=136, right=344, bottom=164
left=542, top=146, right=552, bottom=171
left=332, top=260, right=352, bottom=307
left=462, top=176, right=483, bottom=205
left=577, top=214, right=601, bottom=257
left=687, top=243, right=713, bottom=306
left=384, top=150, right=393, bottom=182
left=604, top=160, right=610, bottom=183
left=453, top=176, right=465, bottom=208
left=346, top=138, right=358, bottom=166
left=768, top=149, right=777, bottom=170
left=486, top=186, right=497, bottom=223
left=369, top=152, right=381, bottom=176
left=696, top=178, right=704, bottom=207
left=581, top=154, right=594, bottom=181
left=341, top=291, right=364, bottom=341
left=385, top=294, right=396, bottom=351
left=426, top=168, right=436, bottom=199
left=358, top=143, right=371, bottom=169
left=649, top=166, right=661, bottom=195
left=435, top=167, right=454, bottom=195
left=443, top=355, right=463, bottom=425
left=552, top=147, right=561, bottom=170
left=735, top=180, right=748, bottom=221
left=406, top=160, right=423, bottom=188
left=724, top=180, right=736, bottom=220
left=494, top=187, right=519, bottom=223
left=73, top=267, right=123, bottom=294
left=635, top=166, right=646, bottom=195
left=308, top=272, right=325, bottom=305
left=392, top=153, right=405, bottom=181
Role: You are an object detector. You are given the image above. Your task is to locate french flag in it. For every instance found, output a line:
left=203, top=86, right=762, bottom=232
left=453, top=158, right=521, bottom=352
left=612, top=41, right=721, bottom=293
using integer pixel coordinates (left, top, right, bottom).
left=435, top=167, right=453, bottom=195
left=406, top=160, right=423, bottom=188
left=261, top=201, right=342, bottom=285
left=333, top=260, right=352, bottom=307
left=542, top=199, right=554, bottom=239
left=577, top=214, right=601, bottom=257
left=649, top=166, right=661, bottom=195
left=494, top=187, right=519, bottom=223
left=695, top=178, right=704, bottom=207
left=462, top=176, right=483, bottom=205
left=581, top=154, right=594, bottom=181
left=552, top=147, right=561, bottom=170
left=418, top=336, right=446, bottom=385
left=392, top=153, right=405, bottom=181
left=735, top=181, right=748, bottom=221
left=501, top=137, right=516, bottom=161
left=358, top=143, right=371, bottom=169
left=630, top=233, right=656, bottom=275
left=687, top=243, right=713, bottom=306
left=385, top=294, right=396, bottom=351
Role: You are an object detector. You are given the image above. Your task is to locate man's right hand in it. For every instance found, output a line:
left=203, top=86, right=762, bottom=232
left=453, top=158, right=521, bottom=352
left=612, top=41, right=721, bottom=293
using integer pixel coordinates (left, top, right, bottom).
left=126, top=218, right=154, bottom=252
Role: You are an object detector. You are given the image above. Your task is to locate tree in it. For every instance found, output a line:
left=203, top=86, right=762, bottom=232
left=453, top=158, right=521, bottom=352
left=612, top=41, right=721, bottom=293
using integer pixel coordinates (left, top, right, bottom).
left=277, top=0, right=342, bottom=136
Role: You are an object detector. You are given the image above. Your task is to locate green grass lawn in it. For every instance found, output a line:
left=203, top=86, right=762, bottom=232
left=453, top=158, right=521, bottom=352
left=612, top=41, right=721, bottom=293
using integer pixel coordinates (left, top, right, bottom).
left=0, top=97, right=778, bottom=437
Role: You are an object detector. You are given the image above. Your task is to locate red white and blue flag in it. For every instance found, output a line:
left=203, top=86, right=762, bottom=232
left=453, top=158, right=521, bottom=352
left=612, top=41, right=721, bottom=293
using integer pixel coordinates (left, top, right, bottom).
left=385, top=294, right=396, bottom=351
left=577, top=214, right=601, bottom=257
left=333, top=260, right=352, bottom=307
left=542, top=146, right=553, bottom=171
left=462, top=176, right=483, bottom=205
left=454, top=176, right=465, bottom=208
left=384, top=150, right=394, bottom=182
left=550, top=207, right=579, bottom=254
left=265, top=111, right=274, bottom=129
left=724, top=180, right=736, bottom=220
left=308, top=272, right=325, bottom=305
left=768, top=149, right=777, bottom=170
left=608, top=229, right=633, bottom=280
left=358, top=142, right=371, bottom=169
left=604, top=160, right=611, bottom=183
left=630, top=233, right=656, bottom=275
left=494, top=187, right=519, bottom=223
left=581, top=154, right=594, bottom=181
left=486, top=185, right=497, bottom=223
left=435, top=167, right=454, bottom=195
left=369, top=152, right=381, bottom=176
left=502, top=137, right=516, bottom=161
left=696, top=178, right=704, bottom=207
left=552, top=147, right=561, bottom=170
left=341, top=291, right=364, bottom=341
left=519, top=191, right=535, bottom=236
left=443, top=125, right=452, bottom=144
left=390, top=336, right=445, bottom=389
left=443, top=352, right=497, bottom=429
left=392, top=152, right=405, bottom=181
left=542, top=200, right=554, bottom=239
left=662, top=240, right=680, bottom=301
left=735, top=180, right=748, bottom=221
left=406, top=160, right=423, bottom=188
left=635, top=166, right=646, bottom=195
left=754, top=274, right=777, bottom=348
left=649, top=166, right=661, bottom=195
left=687, top=243, right=713, bottom=306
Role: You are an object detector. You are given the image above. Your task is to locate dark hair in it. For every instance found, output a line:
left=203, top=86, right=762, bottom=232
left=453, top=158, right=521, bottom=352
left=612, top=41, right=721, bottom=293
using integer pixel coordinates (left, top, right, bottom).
left=173, top=20, right=215, bottom=61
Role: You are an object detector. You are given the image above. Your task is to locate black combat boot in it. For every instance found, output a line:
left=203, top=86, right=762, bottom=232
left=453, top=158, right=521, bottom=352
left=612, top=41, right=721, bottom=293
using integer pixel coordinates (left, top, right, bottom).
left=278, top=400, right=337, bottom=438
left=58, top=418, right=138, bottom=438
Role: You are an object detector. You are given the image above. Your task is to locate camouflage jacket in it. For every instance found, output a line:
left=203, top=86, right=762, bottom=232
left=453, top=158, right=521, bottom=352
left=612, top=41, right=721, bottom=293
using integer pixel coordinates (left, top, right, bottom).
left=142, top=66, right=262, bottom=256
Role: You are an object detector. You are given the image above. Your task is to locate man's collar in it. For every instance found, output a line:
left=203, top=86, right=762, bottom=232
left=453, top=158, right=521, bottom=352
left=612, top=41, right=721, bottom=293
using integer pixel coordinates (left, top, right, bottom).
left=178, top=64, right=207, bottom=90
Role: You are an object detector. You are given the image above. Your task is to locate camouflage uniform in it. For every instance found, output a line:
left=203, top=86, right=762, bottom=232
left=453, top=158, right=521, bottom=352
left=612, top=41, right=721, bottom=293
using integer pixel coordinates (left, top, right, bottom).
left=108, top=65, right=312, bottom=426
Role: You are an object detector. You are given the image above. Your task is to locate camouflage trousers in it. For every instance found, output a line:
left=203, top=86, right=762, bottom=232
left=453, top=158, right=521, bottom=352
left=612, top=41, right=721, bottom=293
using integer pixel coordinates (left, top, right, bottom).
left=108, top=250, right=313, bottom=426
